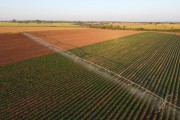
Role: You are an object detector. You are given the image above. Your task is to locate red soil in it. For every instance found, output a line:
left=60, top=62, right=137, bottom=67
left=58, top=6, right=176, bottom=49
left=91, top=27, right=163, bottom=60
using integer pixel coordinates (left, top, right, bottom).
left=32, top=29, right=144, bottom=50
left=0, top=33, right=53, bottom=66
left=0, top=29, right=143, bottom=66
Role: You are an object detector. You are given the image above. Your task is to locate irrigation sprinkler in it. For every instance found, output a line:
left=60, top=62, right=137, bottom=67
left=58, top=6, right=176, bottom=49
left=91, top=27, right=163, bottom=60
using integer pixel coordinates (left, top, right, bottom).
left=153, top=94, right=176, bottom=114
left=159, top=95, right=172, bottom=109
left=22, top=32, right=180, bottom=114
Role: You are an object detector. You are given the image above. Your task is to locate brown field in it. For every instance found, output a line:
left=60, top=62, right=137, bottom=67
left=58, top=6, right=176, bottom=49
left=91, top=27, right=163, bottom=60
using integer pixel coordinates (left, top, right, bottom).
left=0, top=33, right=53, bottom=66
left=0, top=29, right=143, bottom=66
left=0, top=27, right=88, bottom=33
left=32, top=29, right=144, bottom=50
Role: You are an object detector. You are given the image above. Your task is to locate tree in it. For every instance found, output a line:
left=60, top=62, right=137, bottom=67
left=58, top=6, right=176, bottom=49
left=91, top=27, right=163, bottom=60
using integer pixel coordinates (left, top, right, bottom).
left=12, top=19, right=16, bottom=22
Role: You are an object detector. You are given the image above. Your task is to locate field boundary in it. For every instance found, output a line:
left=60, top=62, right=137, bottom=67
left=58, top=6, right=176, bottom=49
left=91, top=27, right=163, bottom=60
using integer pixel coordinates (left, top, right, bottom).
left=22, top=32, right=180, bottom=111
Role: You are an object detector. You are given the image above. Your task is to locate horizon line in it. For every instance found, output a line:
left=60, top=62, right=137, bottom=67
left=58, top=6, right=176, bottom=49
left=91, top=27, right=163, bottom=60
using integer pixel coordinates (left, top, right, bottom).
left=0, top=20, right=180, bottom=23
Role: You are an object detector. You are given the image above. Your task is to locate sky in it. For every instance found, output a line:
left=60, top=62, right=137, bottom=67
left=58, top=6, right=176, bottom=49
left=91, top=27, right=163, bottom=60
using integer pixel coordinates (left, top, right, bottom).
left=0, top=0, right=180, bottom=22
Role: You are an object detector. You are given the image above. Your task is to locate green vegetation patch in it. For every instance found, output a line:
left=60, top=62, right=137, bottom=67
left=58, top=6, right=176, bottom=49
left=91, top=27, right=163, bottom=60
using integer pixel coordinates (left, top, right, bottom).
left=71, top=32, right=180, bottom=104
left=85, top=23, right=180, bottom=32
left=70, top=32, right=180, bottom=119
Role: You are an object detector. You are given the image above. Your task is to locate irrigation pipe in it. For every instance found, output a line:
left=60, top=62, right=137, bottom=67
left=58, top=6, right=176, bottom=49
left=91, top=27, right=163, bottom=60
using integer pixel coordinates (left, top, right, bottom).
left=22, top=32, right=180, bottom=111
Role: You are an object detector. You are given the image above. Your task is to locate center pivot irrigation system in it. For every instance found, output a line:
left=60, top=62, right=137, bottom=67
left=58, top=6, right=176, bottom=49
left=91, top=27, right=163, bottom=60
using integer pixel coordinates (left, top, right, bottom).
left=22, top=32, right=180, bottom=114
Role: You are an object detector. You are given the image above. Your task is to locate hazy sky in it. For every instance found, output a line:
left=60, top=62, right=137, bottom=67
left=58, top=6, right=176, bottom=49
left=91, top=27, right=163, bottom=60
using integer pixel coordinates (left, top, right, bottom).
left=0, top=0, right=179, bottom=22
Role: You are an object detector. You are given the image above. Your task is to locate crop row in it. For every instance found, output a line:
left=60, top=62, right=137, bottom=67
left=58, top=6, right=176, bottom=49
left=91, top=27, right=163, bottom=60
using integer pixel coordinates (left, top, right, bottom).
left=70, top=32, right=180, bottom=119
left=0, top=32, right=179, bottom=119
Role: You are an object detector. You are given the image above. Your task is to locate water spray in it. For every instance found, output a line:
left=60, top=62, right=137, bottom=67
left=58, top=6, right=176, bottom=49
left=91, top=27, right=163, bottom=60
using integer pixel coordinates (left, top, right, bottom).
left=22, top=32, right=180, bottom=118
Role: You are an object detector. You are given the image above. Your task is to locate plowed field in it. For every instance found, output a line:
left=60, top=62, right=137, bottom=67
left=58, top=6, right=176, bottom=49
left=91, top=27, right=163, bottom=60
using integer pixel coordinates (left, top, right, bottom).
left=0, top=33, right=53, bottom=66
left=0, top=29, right=143, bottom=66
left=32, top=29, right=143, bottom=50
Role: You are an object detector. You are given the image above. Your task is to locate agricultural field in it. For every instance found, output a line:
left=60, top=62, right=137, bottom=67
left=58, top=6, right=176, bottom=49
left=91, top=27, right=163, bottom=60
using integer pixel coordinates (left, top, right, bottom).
left=0, top=27, right=88, bottom=34
left=85, top=22, right=180, bottom=32
left=0, top=22, right=85, bottom=33
left=70, top=32, right=180, bottom=102
left=0, top=53, right=179, bottom=120
left=0, top=22, right=79, bottom=27
left=31, top=29, right=143, bottom=50
left=52, top=31, right=179, bottom=119
left=0, top=30, right=180, bottom=120
left=0, top=0, right=179, bottom=119
left=0, top=33, right=53, bottom=66
left=0, top=29, right=141, bottom=65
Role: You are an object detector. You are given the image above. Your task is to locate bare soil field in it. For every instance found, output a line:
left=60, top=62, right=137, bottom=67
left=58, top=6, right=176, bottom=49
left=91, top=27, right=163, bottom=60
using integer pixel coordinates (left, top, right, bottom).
left=0, top=27, right=87, bottom=33
left=32, top=29, right=144, bottom=50
left=0, top=29, right=142, bottom=66
left=0, top=33, right=53, bottom=66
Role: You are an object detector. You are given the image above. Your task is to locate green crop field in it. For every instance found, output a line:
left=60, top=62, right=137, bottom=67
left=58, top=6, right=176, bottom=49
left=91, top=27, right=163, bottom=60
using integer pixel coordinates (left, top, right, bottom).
left=70, top=32, right=180, bottom=119
left=0, top=32, right=180, bottom=119
left=0, top=22, right=79, bottom=27
left=71, top=32, right=180, bottom=100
